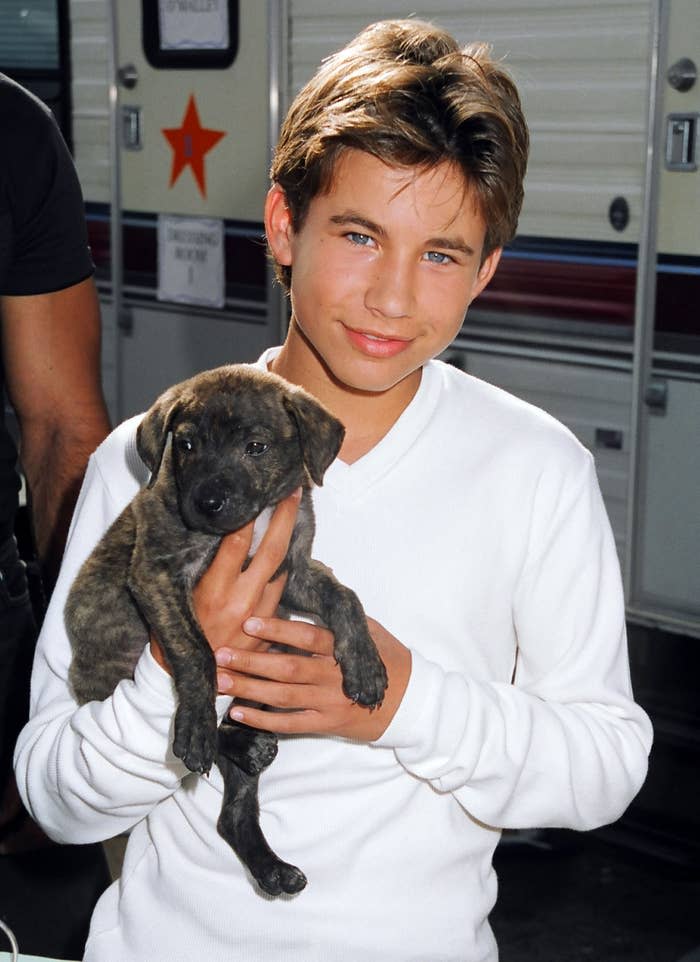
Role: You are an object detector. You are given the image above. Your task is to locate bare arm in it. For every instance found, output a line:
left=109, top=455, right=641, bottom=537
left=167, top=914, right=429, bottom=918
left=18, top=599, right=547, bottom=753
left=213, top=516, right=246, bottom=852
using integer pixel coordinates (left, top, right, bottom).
left=1, top=276, right=111, bottom=584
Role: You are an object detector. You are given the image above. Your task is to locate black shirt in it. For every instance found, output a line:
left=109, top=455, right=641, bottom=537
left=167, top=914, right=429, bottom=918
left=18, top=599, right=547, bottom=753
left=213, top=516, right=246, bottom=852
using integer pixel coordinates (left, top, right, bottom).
left=0, top=74, right=94, bottom=538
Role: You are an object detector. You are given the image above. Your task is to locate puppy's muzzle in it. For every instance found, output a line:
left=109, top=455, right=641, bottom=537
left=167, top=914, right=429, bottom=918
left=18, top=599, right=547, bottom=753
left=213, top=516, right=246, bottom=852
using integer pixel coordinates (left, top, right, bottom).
left=194, top=479, right=228, bottom=516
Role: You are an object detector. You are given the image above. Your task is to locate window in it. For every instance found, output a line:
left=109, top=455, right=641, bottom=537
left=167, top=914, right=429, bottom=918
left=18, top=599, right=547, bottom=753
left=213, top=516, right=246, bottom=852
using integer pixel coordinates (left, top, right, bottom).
left=0, top=0, right=71, bottom=144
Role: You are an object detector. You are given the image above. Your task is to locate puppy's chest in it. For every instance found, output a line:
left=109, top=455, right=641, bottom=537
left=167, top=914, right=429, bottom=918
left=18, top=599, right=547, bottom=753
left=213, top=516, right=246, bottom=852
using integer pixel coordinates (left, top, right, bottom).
left=247, top=506, right=274, bottom=559
left=165, top=531, right=221, bottom=587
left=165, top=507, right=274, bottom=587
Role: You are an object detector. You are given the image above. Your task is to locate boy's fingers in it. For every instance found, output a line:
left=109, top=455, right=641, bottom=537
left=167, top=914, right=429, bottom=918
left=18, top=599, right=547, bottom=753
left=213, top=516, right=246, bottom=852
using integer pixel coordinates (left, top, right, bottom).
left=198, top=521, right=255, bottom=595
left=242, top=615, right=334, bottom=656
left=256, top=573, right=288, bottom=618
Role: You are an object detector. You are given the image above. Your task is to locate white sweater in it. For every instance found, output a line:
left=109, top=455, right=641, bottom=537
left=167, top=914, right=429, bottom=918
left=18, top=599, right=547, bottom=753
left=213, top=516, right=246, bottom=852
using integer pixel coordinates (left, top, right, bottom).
left=15, top=355, right=652, bottom=962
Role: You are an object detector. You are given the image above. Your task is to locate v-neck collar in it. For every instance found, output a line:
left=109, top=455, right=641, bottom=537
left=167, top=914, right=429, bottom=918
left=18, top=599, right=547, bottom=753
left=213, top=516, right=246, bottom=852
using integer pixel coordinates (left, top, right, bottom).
left=255, top=348, right=442, bottom=500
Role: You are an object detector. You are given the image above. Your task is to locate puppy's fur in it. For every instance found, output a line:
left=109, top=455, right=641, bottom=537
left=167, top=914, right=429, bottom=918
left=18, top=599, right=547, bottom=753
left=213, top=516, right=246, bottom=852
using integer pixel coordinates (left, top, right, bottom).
left=66, top=364, right=387, bottom=896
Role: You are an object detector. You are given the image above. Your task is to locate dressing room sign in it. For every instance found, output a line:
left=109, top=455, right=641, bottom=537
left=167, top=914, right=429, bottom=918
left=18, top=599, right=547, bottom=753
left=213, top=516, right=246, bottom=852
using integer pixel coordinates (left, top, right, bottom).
left=157, top=214, right=225, bottom=308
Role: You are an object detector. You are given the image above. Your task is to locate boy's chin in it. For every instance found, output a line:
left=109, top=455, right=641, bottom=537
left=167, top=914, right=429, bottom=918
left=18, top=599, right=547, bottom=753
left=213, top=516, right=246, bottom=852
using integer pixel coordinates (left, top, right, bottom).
left=327, top=359, right=424, bottom=397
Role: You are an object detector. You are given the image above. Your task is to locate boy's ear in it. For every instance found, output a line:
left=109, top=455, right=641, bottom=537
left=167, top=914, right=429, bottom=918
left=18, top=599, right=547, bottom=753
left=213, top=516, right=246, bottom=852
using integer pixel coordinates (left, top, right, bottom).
left=469, top=247, right=503, bottom=304
left=264, top=184, right=294, bottom=267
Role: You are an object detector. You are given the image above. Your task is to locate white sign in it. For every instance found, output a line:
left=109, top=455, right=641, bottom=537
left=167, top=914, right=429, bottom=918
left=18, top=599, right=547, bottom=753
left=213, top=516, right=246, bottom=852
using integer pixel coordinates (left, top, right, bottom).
left=158, top=0, right=229, bottom=50
left=157, top=215, right=225, bottom=309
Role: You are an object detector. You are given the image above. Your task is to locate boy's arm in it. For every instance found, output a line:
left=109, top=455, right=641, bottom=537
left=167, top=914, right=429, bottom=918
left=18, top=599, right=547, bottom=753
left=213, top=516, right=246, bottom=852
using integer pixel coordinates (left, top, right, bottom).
left=217, top=452, right=652, bottom=832
left=375, top=452, right=652, bottom=831
left=12, top=449, right=190, bottom=844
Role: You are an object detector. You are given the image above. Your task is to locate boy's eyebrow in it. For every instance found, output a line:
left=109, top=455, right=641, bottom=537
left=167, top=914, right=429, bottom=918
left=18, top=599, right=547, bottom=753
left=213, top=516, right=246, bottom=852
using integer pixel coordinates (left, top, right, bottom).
left=329, top=212, right=475, bottom=256
left=424, top=235, right=476, bottom=257
left=329, top=213, right=386, bottom=237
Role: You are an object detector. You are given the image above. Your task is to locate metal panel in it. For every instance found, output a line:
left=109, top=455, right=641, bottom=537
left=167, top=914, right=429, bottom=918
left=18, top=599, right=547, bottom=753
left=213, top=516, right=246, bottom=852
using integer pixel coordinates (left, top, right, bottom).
left=116, top=304, right=274, bottom=418
left=636, top=378, right=700, bottom=618
left=626, top=0, right=700, bottom=636
left=288, top=0, right=652, bottom=244
left=69, top=0, right=111, bottom=202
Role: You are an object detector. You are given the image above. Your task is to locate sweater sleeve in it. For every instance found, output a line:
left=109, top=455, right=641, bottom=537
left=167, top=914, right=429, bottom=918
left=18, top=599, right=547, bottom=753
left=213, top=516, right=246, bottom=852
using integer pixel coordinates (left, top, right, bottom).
left=13, top=440, right=230, bottom=844
left=374, top=450, right=653, bottom=832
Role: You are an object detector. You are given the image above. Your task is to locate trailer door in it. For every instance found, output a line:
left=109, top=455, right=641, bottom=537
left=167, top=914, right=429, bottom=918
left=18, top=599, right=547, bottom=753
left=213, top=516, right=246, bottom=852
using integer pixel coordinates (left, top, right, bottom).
left=107, top=0, right=281, bottom=418
left=627, top=0, right=700, bottom=635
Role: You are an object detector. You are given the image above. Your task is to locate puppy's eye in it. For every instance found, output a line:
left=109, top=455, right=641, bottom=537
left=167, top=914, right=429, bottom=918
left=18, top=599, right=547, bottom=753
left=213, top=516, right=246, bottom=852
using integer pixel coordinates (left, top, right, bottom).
left=245, top=441, right=268, bottom=457
left=175, top=436, right=193, bottom=454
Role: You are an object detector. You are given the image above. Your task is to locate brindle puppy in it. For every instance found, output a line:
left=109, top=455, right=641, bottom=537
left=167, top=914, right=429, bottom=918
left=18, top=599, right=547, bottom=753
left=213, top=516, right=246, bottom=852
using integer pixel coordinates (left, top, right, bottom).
left=65, top=364, right=388, bottom=896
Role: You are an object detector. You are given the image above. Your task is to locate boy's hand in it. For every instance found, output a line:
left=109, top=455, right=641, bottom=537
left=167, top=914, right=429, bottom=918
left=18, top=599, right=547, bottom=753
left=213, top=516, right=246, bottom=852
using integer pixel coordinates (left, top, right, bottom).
left=214, top=616, right=412, bottom=742
left=149, top=489, right=301, bottom=672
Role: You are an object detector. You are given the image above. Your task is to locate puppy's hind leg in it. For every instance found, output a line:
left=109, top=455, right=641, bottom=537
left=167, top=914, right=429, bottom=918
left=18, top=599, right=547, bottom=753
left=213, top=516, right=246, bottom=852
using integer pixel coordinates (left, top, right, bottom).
left=217, top=717, right=278, bottom=776
left=216, top=750, right=307, bottom=897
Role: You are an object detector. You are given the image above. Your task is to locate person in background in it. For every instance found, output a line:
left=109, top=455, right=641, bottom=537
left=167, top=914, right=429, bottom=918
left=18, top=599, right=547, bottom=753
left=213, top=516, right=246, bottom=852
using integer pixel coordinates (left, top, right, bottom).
left=0, top=72, right=112, bottom=957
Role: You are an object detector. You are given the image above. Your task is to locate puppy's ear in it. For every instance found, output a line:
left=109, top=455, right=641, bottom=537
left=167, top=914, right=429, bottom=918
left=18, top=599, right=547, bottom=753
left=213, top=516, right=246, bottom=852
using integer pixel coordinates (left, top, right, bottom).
left=283, top=390, right=344, bottom=485
left=136, top=388, right=182, bottom=488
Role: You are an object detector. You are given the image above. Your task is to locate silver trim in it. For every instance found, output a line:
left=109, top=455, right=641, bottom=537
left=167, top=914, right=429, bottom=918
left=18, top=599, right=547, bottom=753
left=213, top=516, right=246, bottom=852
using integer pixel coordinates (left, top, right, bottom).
left=624, top=0, right=667, bottom=601
left=267, top=0, right=290, bottom=345
left=107, top=0, right=126, bottom=420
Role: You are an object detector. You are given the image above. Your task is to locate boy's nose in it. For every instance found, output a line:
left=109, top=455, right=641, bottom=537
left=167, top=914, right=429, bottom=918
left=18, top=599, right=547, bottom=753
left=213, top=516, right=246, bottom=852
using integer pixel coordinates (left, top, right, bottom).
left=364, top=261, right=415, bottom=319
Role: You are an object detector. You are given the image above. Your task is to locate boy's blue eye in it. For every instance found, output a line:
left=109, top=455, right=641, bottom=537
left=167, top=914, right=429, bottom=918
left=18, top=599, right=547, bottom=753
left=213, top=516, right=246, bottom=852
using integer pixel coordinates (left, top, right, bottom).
left=424, top=250, right=453, bottom=265
left=347, top=232, right=372, bottom=246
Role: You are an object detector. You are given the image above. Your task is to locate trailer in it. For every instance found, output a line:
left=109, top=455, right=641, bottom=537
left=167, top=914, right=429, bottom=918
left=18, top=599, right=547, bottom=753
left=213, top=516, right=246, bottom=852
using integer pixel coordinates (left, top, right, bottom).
left=3, top=0, right=699, bottom=634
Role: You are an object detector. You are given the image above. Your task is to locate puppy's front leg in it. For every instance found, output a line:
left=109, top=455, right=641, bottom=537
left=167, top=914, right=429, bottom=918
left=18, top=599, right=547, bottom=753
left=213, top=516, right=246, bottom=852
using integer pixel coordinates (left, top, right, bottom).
left=128, top=560, right=219, bottom=775
left=282, top=561, right=388, bottom=709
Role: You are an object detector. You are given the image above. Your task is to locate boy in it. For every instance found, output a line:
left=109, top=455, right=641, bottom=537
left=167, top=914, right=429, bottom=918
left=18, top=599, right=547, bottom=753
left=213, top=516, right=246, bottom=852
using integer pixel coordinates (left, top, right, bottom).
left=14, top=20, right=652, bottom=962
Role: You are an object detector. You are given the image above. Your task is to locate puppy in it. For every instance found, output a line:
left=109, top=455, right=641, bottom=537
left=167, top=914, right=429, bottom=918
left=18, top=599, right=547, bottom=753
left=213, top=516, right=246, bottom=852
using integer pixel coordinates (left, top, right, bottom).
left=65, top=364, right=388, bottom=896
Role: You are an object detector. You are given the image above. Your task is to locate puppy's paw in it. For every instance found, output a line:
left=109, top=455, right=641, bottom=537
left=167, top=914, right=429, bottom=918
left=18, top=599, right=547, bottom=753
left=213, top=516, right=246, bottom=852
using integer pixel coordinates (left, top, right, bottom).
left=256, top=859, right=307, bottom=897
left=339, top=643, right=388, bottom=710
left=238, top=731, right=279, bottom=776
left=218, top=723, right=279, bottom=776
left=173, top=707, right=218, bottom=774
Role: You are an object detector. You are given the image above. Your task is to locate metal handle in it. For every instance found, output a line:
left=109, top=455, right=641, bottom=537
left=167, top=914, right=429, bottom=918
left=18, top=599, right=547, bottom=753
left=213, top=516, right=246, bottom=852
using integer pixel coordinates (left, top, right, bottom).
left=117, top=63, right=139, bottom=90
left=643, top=378, right=668, bottom=414
left=118, top=306, right=133, bottom=336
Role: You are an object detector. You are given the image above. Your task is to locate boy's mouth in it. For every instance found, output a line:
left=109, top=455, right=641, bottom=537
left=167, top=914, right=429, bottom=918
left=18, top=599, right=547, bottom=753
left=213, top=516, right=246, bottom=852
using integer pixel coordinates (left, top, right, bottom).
left=343, top=325, right=412, bottom=358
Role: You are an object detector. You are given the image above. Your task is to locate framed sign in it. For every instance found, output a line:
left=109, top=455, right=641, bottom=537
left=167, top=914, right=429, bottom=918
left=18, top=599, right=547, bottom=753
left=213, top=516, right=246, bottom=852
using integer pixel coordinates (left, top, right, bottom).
left=142, top=0, right=238, bottom=69
left=157, top=215, right=225, bottom=308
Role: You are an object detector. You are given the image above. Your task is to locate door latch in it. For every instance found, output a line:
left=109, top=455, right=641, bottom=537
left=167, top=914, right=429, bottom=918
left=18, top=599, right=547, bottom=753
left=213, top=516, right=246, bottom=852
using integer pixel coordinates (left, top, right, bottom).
left=643, top=378, right=668, bottom=415
left=665, top=114, right=698, bottom=171
left=121, top=106, right=143, bottom=151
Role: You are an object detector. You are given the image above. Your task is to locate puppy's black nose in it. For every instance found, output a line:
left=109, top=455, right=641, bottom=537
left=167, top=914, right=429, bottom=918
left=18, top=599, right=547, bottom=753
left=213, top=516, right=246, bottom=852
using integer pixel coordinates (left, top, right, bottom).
left=194, top=481, right=227, bottom=516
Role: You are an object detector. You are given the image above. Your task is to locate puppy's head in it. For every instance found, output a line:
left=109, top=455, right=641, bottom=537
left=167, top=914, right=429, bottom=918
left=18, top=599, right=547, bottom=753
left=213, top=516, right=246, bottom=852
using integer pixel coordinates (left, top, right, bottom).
left=137, top=365, right=344, bottom=534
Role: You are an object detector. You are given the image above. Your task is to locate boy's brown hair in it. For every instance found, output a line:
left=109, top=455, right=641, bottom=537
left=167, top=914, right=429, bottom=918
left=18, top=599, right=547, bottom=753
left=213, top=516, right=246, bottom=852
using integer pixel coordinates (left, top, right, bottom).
left=270, top=18, right=529, bottom=291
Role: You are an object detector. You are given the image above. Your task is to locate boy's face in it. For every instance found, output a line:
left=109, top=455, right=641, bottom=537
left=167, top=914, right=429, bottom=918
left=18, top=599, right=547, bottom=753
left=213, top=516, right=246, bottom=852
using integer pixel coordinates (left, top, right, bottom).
left=266, top=149, right=501, bottom=398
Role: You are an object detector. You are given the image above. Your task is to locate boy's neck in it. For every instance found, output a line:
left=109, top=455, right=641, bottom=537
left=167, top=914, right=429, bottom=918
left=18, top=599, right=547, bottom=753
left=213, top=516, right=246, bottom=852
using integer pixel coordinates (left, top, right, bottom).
left=269, top=327, right=422, bottom=464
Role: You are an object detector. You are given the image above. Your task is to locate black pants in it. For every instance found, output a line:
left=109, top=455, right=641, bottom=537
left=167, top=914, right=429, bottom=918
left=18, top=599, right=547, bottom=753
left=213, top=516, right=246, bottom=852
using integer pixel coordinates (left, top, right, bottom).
left=0, top=534, right=36, bottom=796
left=0, top=535, right=111, bottom=960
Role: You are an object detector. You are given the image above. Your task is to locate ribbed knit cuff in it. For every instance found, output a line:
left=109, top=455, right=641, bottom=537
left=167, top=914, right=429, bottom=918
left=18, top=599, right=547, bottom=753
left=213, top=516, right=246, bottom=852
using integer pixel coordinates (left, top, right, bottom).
left=137, top=644, right=235, bottom=725
left=372, top=649, right=445, bottom=752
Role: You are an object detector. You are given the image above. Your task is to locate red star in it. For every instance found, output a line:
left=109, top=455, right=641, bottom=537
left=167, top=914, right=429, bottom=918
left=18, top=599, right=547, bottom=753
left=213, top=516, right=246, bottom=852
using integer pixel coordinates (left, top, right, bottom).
left=162, top=95, right=226, bottom=198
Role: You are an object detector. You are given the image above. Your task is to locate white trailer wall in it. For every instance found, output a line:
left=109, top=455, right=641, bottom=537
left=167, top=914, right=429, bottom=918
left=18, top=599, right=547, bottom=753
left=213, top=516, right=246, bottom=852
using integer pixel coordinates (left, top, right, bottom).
left=288, top=0, right=653, bottom=244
